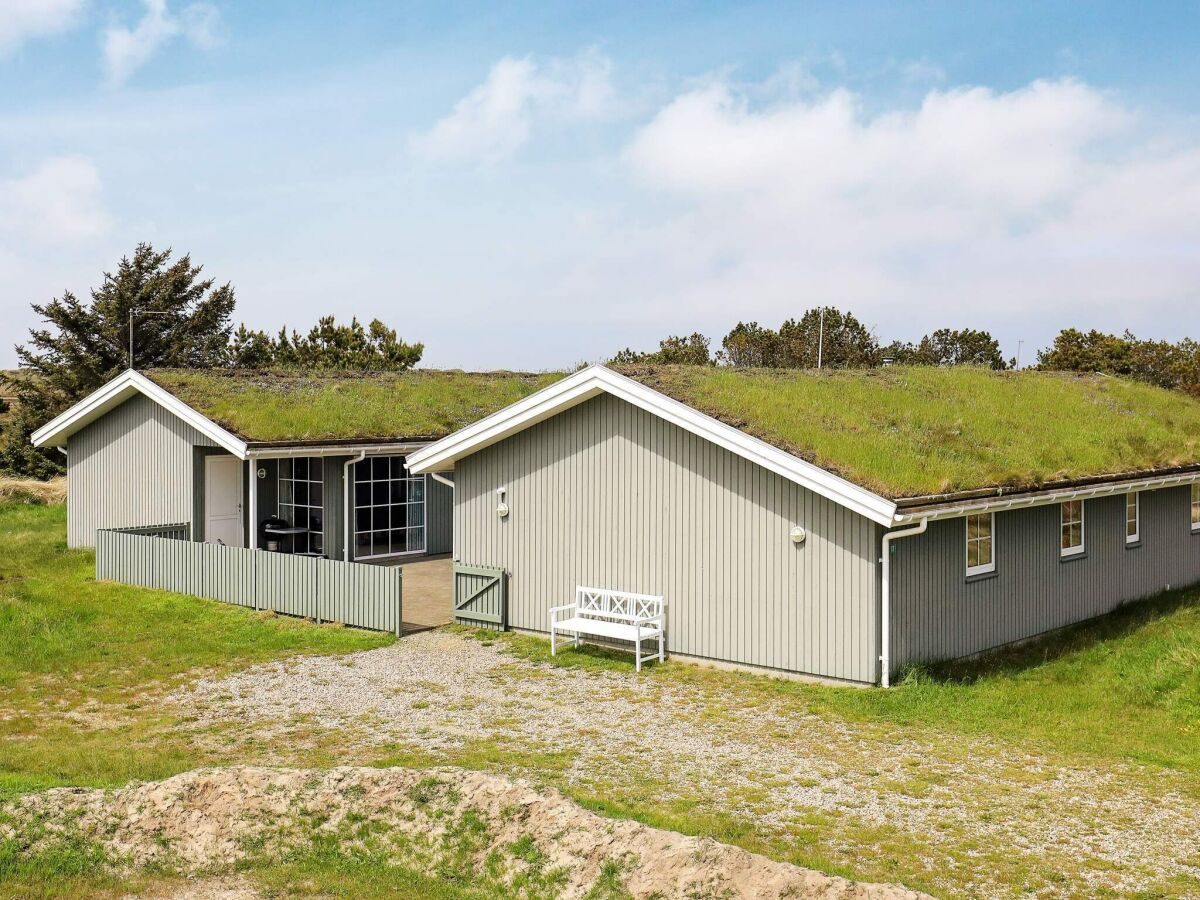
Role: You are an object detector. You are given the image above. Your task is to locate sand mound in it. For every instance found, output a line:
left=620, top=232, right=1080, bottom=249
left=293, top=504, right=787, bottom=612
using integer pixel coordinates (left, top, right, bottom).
left=5, top=766, right=931, bottom=899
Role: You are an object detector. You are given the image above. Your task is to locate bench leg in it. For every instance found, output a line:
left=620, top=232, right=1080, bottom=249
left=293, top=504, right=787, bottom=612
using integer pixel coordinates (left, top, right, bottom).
left=658, top=631, right=664, bottom=663
left=550, top=625, right=557, bottom=657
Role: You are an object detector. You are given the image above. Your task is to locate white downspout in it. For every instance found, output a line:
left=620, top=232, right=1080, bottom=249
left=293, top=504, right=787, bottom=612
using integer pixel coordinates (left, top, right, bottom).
left=248, top=453, right=257, bottom=549
left=429, top=471, right=454, bottom=489
left=880, top=517, right=928, bottom=688
left=344, top=451, right=367, bottom=562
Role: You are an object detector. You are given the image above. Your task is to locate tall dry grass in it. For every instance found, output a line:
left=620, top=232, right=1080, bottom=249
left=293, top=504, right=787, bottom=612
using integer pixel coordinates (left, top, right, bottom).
left=0, top=476, right=66, bottom=505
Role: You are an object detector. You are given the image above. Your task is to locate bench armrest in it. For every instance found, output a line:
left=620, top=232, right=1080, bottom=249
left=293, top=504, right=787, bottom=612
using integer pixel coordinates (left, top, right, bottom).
left=548, top=604, right=576, bottom=623
left=633, top=613, right=663, bottom=627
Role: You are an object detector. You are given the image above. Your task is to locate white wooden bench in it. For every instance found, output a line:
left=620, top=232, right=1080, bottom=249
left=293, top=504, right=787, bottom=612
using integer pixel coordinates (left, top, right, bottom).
left=549, top=586, right=665, bottom=671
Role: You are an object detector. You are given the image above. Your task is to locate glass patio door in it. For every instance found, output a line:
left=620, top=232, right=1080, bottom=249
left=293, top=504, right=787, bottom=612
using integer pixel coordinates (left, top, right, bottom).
left=353, top=456, right=425, bottom=560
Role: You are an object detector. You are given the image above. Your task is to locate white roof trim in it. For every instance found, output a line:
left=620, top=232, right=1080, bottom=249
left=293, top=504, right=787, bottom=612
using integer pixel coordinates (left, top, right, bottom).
left=895, top=469, right=1200, bottom=523
left=31, top=369, right=248, bottom=458
left=248, top=442, right=430, bottom=459
left=405, top=365, right=898, bottom=525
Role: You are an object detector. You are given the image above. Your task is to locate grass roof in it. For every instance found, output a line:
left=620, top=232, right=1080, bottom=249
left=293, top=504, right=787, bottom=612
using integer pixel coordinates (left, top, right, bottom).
left=146, top=369, right=565, bottom=444
left=147, top=365, right=1200, bottom=500
left=621, top=365, right=1200, bottom=499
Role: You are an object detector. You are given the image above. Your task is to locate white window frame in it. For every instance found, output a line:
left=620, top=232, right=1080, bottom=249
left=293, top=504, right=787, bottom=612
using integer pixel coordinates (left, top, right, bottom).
left=965, top=511, right=996, bottom=576
left=352, top=455, right=427, bottom=560
left=277, top=456, right=324, bottom=555
left=1125, top=492, right=1140, bottom=544
left=1192, top=483, right=1200, bottom=532
left=1060, top=500, right=1085, bottom=557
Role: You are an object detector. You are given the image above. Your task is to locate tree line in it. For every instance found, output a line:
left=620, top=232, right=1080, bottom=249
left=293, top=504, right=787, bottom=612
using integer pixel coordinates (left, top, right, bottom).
left=2, top=243, right=424, bottom=478
left=612, top=309, right=1200, bottom=397
left=5, top=242, right=1199, bottom=478
left=614, top=308, right=1009, bottom=370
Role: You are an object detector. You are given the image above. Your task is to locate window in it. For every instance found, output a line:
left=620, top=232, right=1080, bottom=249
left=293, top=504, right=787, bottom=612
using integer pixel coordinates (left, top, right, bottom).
left=1060, top=500, right=1085, bottom=557
left=1126, top=492, right=1140, bottom=544
left=965, top=512, right=995, bottom=576
left=353, top=456, right=425, bottom=559
left=278, top=457, right=324, bottom=555
left=1192, top=483, right=1200, bottom=532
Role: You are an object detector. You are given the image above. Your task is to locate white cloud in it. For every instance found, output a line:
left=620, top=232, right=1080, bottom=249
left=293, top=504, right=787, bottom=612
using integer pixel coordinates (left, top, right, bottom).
left=0, top=155, right=111, bottom=241
left=0, top=0, right=86, bottom=55
left=102, top=0, right=222, bottom=86
left=411, top=50, right=615, bottom=164
left=605, top=75, right=1200, bottom=340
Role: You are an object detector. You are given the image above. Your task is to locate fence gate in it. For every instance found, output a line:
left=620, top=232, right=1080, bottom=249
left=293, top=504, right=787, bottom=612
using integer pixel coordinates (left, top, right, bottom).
left=453, top=563, right=507, bottom=630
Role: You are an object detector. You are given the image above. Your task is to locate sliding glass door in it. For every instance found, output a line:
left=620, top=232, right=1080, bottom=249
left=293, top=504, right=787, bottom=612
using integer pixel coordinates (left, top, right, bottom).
left=352, top=456, right=425, bottom=560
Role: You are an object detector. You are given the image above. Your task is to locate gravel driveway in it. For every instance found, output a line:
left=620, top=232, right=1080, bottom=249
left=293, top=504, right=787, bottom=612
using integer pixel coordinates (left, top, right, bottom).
left=171, top=630, right=1200, bottom=899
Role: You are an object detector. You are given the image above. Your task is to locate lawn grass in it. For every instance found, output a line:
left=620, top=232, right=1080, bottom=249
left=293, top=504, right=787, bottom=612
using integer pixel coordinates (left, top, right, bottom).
left=625, top=365, right=1200, bottom=497
left=811, top=586, right=1200, bottom=771
left=0, top=502, right=391, bottom=799
left=146, top=368, right=565, bottom=442
left=4, top=501, right=1200, bottom=897
left=456, top=580, right=1200, bottom=773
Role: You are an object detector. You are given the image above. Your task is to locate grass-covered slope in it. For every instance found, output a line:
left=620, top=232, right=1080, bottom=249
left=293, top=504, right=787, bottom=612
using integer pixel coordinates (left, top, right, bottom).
left=625, top=365, right=1200, bottom=498
left=147, top=369, right=565, bottom=443
left=0, top=503, right=389, bottom=800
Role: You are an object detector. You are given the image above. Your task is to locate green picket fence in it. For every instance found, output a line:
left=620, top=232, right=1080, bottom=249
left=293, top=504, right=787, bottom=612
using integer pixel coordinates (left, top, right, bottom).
left=96, top=525, right=403, bottom=635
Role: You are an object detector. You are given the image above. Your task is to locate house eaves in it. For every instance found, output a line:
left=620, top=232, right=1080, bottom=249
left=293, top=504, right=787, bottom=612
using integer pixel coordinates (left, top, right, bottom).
left=893, top=466, right=1200, bottom=524
left=405, top=365, right=899, bottom=526
left=31, top=369, right=248, bottom=458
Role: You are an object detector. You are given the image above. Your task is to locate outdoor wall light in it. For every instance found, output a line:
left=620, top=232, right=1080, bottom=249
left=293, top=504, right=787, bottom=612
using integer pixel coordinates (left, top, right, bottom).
left=496, top=487, right=510, bottom=519
left=790, top=526, right=807, bottom=545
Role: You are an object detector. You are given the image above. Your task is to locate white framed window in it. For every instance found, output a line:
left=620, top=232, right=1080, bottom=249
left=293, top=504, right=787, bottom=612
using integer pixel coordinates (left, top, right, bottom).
left=353, top=455, right=426, bottom=560
left=965, top=511, right=995, bottom=576
left=278, top=457, right=324, bottom=555
left=1061, top=500, right=1085, bottom=557
left=1125, top=492, right=1140, bottom=544
left=1192, top=483, right=1200, bottom=532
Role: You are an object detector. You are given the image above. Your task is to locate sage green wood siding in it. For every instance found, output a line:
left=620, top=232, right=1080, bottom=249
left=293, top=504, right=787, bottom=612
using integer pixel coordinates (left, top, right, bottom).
left=95, top=527, right=404, bottom=633
left=66, top=394, right=218, bottom=548
left=890, top=487, right=1200, bottom=669
left=453, top=393, right=881, bottom=684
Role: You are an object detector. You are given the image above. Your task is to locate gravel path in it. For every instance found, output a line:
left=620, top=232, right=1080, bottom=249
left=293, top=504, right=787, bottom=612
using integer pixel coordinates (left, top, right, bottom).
left=171, top=631, right=1200, bottom=899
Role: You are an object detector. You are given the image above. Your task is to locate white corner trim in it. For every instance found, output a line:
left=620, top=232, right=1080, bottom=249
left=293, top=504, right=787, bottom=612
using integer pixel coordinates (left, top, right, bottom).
left=30, top=369, right=248, bottom=458
left=405, top=365, right=897, bottom=525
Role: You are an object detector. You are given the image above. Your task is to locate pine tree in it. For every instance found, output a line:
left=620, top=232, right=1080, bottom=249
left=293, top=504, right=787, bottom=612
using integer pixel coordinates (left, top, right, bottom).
left=2, top=244, right=236, bottom=477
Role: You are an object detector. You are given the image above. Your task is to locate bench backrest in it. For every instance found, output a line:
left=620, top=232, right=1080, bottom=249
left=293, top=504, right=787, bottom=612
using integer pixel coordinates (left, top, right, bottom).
left=575, top=585, right=663, bottom=621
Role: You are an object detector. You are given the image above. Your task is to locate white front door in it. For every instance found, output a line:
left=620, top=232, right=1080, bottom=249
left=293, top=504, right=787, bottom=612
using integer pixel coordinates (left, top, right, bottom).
left=205, top=455, right=243, bottom=546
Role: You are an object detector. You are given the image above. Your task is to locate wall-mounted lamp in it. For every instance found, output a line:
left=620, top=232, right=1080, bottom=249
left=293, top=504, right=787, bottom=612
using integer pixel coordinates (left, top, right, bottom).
left=496, top=486, right=510, bottom=519
left=790, top=526, right=807, bottom=545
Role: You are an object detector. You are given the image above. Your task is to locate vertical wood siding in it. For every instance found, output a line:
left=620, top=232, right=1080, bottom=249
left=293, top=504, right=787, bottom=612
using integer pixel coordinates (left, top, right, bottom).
left=453, top=393, right=880, bottom=683
left=323, top=455, right=348, bottom=560
left=891, top=487, right=1200, bottom=669
left=427, top=475, right=453, bottom=554
left=95, top=528, right=403, bottom=633
left=67, top=395, right=218, bottom=548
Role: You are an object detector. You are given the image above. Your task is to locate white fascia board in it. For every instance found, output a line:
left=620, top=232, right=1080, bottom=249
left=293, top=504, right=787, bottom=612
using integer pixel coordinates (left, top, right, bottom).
left=31, top=370, right=248, bottom=459
left=406, top=365, right=897, bottom=526
left=248, top=441, right=430, bottom=459
left=895, top=469, right=1200, bottom=523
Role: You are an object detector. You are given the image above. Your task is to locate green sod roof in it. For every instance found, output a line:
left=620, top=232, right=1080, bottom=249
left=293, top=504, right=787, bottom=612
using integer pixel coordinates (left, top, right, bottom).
left=146, top=369, right=565, bottom=444
left=147, top=365, right=1200, bottom=500
left=620, top=366, right=1200, bottom=499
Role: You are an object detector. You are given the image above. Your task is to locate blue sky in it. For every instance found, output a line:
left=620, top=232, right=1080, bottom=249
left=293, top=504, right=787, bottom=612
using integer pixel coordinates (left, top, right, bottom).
left=3, top=1, right=1200, bottom=370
